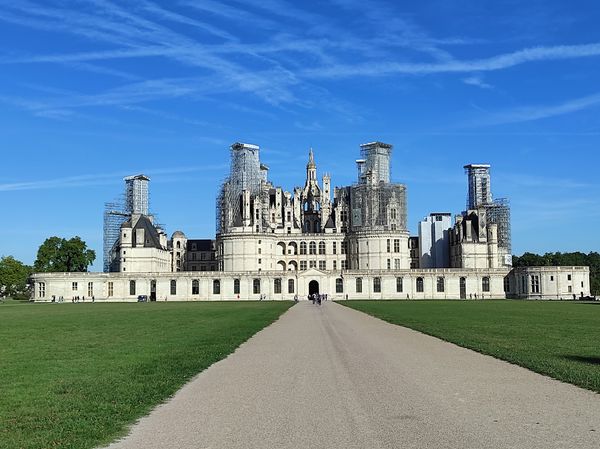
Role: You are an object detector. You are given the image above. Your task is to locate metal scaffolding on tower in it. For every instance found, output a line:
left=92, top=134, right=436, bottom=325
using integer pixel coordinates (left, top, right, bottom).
left=103, top=174, right=151, bottom=272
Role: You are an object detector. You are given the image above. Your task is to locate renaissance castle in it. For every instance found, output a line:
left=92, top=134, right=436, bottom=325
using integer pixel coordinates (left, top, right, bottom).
left=31, top=142, right=590, bottom=302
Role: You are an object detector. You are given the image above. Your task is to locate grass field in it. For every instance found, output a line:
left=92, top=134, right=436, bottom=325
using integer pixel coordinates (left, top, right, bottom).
left=340, top=300, right=600, bottom=394
left=0, top=301, right=294, bottom=449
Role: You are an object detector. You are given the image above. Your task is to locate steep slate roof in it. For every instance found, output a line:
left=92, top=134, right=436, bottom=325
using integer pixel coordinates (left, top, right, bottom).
left=187, top=239, right=214, bottom=251
left=121, top=215, right=164, bottom=249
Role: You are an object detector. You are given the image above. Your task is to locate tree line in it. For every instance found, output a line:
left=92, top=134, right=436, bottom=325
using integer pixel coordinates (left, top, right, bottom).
left=0, top=236, right=95, bottom=300
left=513, top=252, right=600, bottom=296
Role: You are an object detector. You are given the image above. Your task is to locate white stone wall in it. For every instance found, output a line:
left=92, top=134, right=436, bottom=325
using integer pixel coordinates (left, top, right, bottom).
left=32, top=268, right=513, bottom=302
left=509, top=267, right=591, bottom=300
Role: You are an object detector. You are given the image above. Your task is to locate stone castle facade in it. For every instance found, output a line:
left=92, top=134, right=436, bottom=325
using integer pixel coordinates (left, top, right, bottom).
left=31, top=142, right=591, bottom=302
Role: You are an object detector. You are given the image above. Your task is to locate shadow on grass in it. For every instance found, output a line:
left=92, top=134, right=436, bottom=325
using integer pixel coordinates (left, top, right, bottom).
left=563, top=356, right=600, bottom=366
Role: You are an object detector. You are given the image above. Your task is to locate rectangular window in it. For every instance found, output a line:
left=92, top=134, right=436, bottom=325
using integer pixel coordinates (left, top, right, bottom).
left=356, top=278, right=363, bottom=293
left=288, top=279, right=295, bottom=294
left=253, top=279, right=261, bottom=295
left=170, top=280, right=177, bottom=295
left=568, top=286, right=573, bottom=293
left=319, top=261, right=326, bottom=270
left=234, top=279, right=240, bottom=295
left=531, top=276, right=540, bottom=294
left=309, top=261, right=316, bottom=269
left=394, top=239, right=400, bottom=253
left=39, top=282, right=46, bottom=298
left=341, top=241, right=348, bottom=254
left=300, top=261, right=307, bottom=271
left=373, top=277, right=381, bottom=293
left=387, top=239, right=391, bottom=253
left=396, top=277, right=403, bottom=293
left=550, top=276, right=554, bottom=281
left=192, top=280, right=200, bottom=295
left=437, top=277, right=445, bottom=293
left=387, top=259, right=391, bottom=270
left=129, top=280, right=136, bottom=296
left=108, top=282, right=114, bottom=297
left=88, top=282, right=94, bottom=297
left=394, top=259, right=401, bottom=270
left=336, top=278, right=344, bottom=293
left=333, top=260, right=337, bottom=270
left=568, top=274, right=572, bottom=281
left=333, top=242, right=337, bottom=254
left=483, top=277, right=491, bottom=293
left=341, top=260, right=348, bottom=270
left=274, top=278, right=282, bottom=294
left=72, top=282, right=78, bottom=291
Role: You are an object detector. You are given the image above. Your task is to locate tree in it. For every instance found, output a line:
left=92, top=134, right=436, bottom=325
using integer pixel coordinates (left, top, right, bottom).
left=0, top=256, right=32, bottom=299
left=34, top=236, right=96, bottom=273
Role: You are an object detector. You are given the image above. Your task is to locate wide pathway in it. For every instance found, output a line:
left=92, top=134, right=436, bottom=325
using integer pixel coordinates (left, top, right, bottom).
left=105, top=302, right=599, bottom=449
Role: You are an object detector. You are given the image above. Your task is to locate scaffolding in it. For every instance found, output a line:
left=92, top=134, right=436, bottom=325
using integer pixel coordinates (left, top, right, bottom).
left=216, top=143, right=263, bottom=235
left=358, top=142, right=393, bottom=184
left=464, top=164, right=492, bottom=210
left=103, top=199, right=128, bottom=273
left=349, top=183, right=408, bottom=232
left=103, top=174, right=152, bottom=272
left=125, top=174, right=150, bottom=215
left=485, top=198, right=512, bottom=252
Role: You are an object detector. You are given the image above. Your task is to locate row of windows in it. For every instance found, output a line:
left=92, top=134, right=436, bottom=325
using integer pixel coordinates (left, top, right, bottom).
left=278, top=241, right=348, bottom=255
left=126, top=279, right=296, bottom=296
left=71, top=282, right=95, bottom=296
left=386, top=239, right=402, bottom=253
left=351, top=276, right=492, bottom=294
left=70, top=276, right=493, bottom=298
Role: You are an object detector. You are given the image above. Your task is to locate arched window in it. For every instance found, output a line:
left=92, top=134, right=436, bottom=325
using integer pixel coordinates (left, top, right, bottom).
left=170, top=280, right=177, bottom=295
left=482, top=276, right=491, bottom=293
left=234, top=278, right=240, bottom=295
left=192, top=280, right=199, bottom=295
left=336, top=278, right=344, bottom=293
left=374, top=277, right=381, bottom=293
left=437, top=277, right=445, bottom=293
left=356, top=277, right=363, bottom=293
left=274, top=278, right=282, bottom=294
left=309, top=242, right=317, bottom=255
left=300, top=242, right=307, bottom=255
left=288, top=279, right=295, bottom=294
left=396, top=277, right=403, bottom=293
left=130, top=280, right=136, bottom=296
left=176, top=241, right=181, bottom=249
left=289, top=242, right=298, bottom=255
left=319, top=241, right=326, bottom=255
left=253, top=279, right=261, bottom=295
left=416, top=277, right=424, bottom=293
left=213, top=279, right=221, bottom=295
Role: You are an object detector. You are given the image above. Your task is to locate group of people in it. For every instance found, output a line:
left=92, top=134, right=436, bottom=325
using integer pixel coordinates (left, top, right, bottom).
left=309, top=293, right=328, bottom=306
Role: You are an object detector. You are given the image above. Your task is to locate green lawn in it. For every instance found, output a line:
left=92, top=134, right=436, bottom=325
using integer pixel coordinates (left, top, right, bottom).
left=0, top=301, right=293, bottom=449
left=340, top=300, right=600, bottom=393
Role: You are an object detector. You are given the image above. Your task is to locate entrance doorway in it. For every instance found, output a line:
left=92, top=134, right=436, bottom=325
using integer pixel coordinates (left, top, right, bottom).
left=309, top=280, right=320, bottom=296
left=150, top=280, right=157, bottom=302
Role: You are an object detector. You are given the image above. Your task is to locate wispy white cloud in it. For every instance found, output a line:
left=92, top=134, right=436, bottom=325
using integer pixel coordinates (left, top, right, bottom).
left=304, top=42, right=600, bottom=78
left=472, top=92, right=600, bottom=126
left=463, top=75, right=493, bottom=89
left=2, top=0, right=600, bottom=125
left=0, top=165, right=228, bottom=192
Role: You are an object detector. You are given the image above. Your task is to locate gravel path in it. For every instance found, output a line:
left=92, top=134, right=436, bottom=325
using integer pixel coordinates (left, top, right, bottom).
left=104, top=301, right=599, bottom=449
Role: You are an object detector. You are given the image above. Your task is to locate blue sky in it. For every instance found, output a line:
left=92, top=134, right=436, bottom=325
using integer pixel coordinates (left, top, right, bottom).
left=1, top=0, right=600, bottom=270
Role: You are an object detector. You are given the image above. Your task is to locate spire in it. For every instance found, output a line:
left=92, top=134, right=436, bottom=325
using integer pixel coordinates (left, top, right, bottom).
left=307, top=148, right=316, bottom=168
